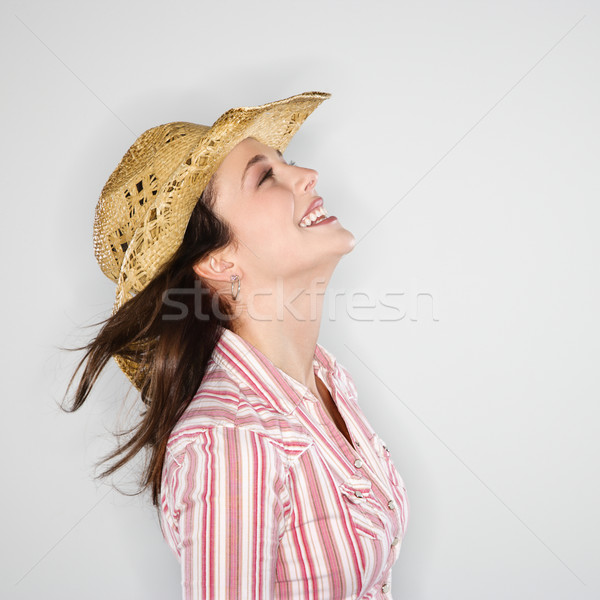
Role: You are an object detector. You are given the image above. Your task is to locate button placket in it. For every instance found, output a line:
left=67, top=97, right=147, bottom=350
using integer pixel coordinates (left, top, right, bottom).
left=366, top=432, right=410, bottom=539
left=311, top=372, right=364, bottom=474
left=295, top=392, right=361, bottom=489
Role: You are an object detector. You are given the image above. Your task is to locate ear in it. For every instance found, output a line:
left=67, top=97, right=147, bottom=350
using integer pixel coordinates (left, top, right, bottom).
left=193, top=254, right=237, bottom=283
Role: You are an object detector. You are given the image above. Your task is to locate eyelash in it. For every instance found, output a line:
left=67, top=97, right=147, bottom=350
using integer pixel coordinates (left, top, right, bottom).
left=258, top=160, right=296, bottom=186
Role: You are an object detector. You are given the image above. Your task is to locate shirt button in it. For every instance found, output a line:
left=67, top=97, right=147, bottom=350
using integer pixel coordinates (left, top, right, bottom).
left=391, top=536, right=400, bottom=547
left=387, top=500, right=396, bottom=510
left=354, top=459, right=363, bottom=468
left=381, top=582, right=390, bottom=593
left=354, top=491, right=364, bottom=498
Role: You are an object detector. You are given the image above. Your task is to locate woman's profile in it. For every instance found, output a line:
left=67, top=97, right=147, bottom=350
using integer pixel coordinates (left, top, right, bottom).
left=65, top=90, right=410, bottom=598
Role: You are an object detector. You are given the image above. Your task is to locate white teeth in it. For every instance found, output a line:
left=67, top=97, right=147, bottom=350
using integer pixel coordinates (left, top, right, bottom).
left=299, top=205, right=328, bottom=227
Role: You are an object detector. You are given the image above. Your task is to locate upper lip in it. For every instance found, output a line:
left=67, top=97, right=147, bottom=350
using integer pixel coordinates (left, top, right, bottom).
left=299, top=197, right=323, bottom=224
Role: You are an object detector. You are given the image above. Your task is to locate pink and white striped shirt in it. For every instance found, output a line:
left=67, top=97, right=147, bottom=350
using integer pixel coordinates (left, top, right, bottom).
left=160, top=327, right=409, bottom=599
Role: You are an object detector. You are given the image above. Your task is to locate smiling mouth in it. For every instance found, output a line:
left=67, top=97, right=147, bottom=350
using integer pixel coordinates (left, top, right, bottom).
left=299, top=205, right=329, bottom=227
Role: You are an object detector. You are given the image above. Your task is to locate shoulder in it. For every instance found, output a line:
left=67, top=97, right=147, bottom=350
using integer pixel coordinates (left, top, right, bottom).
left=166, top=359, right=313, bottom=468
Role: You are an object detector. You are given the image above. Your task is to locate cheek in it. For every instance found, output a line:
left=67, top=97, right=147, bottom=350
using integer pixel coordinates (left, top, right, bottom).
left=231, top=204, right=296, bottom=249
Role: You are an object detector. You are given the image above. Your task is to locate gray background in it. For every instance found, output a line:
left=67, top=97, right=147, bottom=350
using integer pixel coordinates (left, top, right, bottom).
left=2, top=0, right=598, bottom=598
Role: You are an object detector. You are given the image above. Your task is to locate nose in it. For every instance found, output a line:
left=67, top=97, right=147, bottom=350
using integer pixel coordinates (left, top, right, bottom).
left=295, top=167, right=318, bottom=194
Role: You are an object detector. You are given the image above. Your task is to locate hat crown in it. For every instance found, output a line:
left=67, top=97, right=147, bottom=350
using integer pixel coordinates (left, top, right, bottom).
left=93, top=122, right=210, bottom=282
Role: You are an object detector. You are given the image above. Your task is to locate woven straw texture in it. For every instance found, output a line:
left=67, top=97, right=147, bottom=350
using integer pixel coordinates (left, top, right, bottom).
left=93, top=91, right=330, bottom=389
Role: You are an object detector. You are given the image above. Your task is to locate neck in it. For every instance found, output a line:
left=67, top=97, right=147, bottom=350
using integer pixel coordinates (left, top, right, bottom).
left=231, top=275, right=329, bottom=398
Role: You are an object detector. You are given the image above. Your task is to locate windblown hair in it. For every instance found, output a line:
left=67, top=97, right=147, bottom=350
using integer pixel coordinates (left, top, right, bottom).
left=62, top=176, right=237, bottom=506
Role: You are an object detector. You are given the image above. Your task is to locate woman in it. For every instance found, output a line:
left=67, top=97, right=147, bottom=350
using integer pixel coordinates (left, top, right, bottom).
left=65, top=91, right=409, bottom=599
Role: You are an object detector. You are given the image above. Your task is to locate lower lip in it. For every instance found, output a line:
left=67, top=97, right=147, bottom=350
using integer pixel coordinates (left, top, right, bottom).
left=303, top=216, right=338, bottom=228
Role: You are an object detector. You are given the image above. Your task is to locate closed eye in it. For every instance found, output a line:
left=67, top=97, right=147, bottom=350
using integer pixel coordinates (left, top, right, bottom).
left=257, top=160, right=296, bottom=187
left=258, top=167, right=273, bottom=186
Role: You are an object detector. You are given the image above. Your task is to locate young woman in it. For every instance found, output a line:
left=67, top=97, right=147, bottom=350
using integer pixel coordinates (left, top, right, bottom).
left=66, top=91, right=409, bottom=599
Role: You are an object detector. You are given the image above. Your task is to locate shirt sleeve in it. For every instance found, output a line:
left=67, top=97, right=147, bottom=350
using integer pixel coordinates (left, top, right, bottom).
left=165, top=426, right=288, bottom=600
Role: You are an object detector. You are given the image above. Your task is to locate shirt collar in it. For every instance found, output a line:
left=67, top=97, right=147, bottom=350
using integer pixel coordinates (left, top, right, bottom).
left=211, top=327, right=338, bottom=415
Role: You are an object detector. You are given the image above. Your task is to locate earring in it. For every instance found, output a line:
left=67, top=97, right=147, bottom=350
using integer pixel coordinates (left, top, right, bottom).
left=230, top=274, right=241, bottom=300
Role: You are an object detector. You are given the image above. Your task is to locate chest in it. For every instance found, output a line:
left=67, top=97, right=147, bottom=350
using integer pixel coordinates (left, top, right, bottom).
left=274, top=404, right=407, bottom=599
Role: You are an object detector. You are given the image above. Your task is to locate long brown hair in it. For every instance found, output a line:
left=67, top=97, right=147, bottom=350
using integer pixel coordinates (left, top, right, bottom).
left=62, top=176, right=237, bottom=506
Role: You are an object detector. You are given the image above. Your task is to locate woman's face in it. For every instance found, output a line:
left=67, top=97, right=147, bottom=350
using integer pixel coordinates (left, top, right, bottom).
left=209, top=136, right=355, bottom=287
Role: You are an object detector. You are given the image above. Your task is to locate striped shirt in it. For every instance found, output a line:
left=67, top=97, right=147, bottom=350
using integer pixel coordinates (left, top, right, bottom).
left=160, top=327, right=409, bottom=599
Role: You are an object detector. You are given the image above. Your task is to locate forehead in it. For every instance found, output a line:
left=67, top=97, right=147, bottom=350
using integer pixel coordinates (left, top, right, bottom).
left=218, top=137, right=280, bottom=172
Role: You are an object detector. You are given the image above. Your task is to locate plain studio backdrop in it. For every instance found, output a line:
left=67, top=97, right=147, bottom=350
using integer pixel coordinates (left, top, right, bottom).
left=1, top=0, right=598, bottom=598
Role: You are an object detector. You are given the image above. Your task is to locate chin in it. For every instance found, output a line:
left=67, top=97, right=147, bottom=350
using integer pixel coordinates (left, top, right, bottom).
left=339, top=227, right=356, bottom=255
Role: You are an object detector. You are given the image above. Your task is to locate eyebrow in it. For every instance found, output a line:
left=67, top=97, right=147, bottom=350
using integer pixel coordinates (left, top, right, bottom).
left=241, top=149, right=284, bottom=189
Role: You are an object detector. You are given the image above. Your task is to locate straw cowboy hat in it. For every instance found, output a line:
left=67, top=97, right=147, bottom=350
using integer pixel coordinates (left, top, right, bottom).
left=93, top=90, right=330, bottom=387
